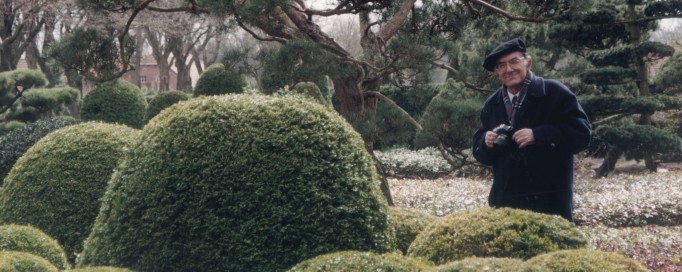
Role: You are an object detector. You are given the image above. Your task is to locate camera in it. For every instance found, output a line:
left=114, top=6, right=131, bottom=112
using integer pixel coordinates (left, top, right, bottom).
left=492, top=124, right=513, bottom=147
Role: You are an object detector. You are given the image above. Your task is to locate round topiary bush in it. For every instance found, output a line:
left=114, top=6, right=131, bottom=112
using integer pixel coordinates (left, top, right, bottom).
left=389, top=206, right=438, bottom=254
left=287, top=251, right=432, bottom=272
left=0, top=123, right=139, bottom=263
left=145, top=90, right=190, bottom=122
left=78, top=94, right=393, bottom=272
left=0, top=224, right=68, bottom=270
left=407, top=208, right=587, bottom=265
left=81, top=80, right=147, bottom=128
left=192, top=63, right=247, bottom=97
left=0, top=117, right=79, bottom=185
left=435, top=257, right=523, bottom=272
left=0, top=251, right=58, bottom=272
left=523, top=249, right=647, bottom=272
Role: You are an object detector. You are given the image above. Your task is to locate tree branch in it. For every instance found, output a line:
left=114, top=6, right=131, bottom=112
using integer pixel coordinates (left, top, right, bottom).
left=365, top=91, right=422, bottom=131
left=464, top=0, right=562, bottom=22
left=236, top=19, right=287, bottom=43
left=429, top=60, right=492, bottom=94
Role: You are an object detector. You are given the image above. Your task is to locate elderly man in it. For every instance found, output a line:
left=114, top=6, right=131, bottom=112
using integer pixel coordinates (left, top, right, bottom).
left=472, top=38, right=592, bottom=221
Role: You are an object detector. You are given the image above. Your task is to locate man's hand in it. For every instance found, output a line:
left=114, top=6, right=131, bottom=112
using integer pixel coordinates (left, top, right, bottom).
left=485, top=131, right=498, bottom=148
left=512, top=128, right=535, bottom=148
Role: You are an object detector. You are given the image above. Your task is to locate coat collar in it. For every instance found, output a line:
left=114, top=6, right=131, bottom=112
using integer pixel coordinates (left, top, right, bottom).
left=492, top=74, right=545, bottom=105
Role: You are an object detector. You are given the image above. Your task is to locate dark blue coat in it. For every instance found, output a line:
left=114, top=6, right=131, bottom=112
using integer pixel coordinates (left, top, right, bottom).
left=472, top=75, right=591, bottom=221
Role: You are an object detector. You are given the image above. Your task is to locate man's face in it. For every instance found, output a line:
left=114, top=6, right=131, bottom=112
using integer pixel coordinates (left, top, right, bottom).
left=494, top=52, right=532, bottom=91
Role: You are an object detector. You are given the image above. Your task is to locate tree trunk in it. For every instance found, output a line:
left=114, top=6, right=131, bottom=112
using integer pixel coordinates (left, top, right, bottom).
left=595, top=147, right=623, bottom=177
left=170, top=36, right=193, bottom=92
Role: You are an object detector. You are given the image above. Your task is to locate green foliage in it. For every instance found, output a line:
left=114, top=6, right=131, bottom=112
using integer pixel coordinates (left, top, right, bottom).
left=79, top=94, right=393, bottom=272
left=261, top=40, right=342, bottom=97
left=0, top=121, right=25, bottom=136
left=579, top=66, right=637, bottom=85
left=585, top=42, right=673, bottom=68
left=0, top=117, right=79, bottom=184
left=193, top=63, right=247, bottom=97
left=5, top=87, right=79, bottom=122
left=407, top=208, right=587, bottom=265
left=523, top=249, right=647, bottom=272
left=389, top=207, right=438, bottom=254
left=654, top=51, right=682, bottom=94
left=289, top=82, right=328, bottom=105
left=287, top=251, right=432, bottom=272
left=47, top=28, right=134, bottom=82
left=435, top=257, right=524, bottom=272
left=69, top=267, right=133, bottom=272
left=81, top=80, right=148, bottom=128
left=645, top=1, right=682, bottom=17
left=0, top=123, right=138, bottom=263
left=0, top=251, right=58, bottom=272
left=375, top=83, right=441, bottom=149
left=596, top=123, right=682, bottom=160
left=415, top=81, right=483, bottom=149
left=0, top=69, right=48, bottom=106
left=0, top=225, right=68, bottom=270
left=146, top=91, right=190, bottom=121
left=579, top=95, right=682, bottom=119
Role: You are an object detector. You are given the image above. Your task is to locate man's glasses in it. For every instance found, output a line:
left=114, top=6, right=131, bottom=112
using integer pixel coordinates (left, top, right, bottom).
left=494, top=57, right=526, bottom=72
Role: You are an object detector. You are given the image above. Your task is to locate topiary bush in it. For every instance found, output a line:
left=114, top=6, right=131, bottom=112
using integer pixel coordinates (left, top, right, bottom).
left=289, top=82, right=329, bottom=105
left=0, top=251, right=58, bottom=272
left=287, top=251, right=432, bottom=272
left=81, top=80, right=147, bottom=128
left=0, top=224, right=68, bottom=270
left=522, top=249, right=647, bottom=272
left=78, top=94, right=393, bottom=272
left=389, top=206, right=438, bottom=254
left=407, top=208, right=587, bottom=265
left=0, top=122, right=138, bottom=263
left=192, top=63, right=247, bottom=97
left=145, top=90, right=190, bottom=122
left=435, top=257, right=523, bottom=272
left=0, top=117, right=79, bottom=185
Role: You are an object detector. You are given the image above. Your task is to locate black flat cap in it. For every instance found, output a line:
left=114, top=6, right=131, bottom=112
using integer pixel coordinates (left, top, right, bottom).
left=483, top=38, right=526, bottom=71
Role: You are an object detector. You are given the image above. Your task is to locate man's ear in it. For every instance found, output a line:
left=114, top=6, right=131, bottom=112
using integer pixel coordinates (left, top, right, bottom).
left=526, top=55, right=533, bottom=69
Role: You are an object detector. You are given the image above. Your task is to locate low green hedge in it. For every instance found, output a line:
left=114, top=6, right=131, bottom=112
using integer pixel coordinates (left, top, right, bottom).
left=522, top=249, right=647, bottom=272
left=0, top=123, right=138, bottom=263
left=68, top=267, right=133, bottom=272
left=389, top=206, right=438, bottom=254
left=0, top=224, right=68, bottom=270
left=79, top=94, right=393, bottom=272
left=407, top=208, right=587, bottom=265
left=0, top=251, right=58, bottom=272
left=435, top=257, right=523, bottom=272
left=287, top=251, right=432, bottom=271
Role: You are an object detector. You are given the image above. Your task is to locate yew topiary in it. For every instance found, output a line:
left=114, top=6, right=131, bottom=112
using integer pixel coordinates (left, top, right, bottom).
left=389, top=207, right=438, bottom=254
left=287, top=251, right=432, bottom=272
left=522, top=249, right=647, bottom=272
left=192, top=63, right=247, bottom=97
left=0, top=224, right=68, bottom=270
left=0, top=251, right=58, bottom=272
left=0, top=123, right=138, bottom=263
left=78, top=94, right=393, bottom=272
left=81, top=80, right=147, bottom=128
left=407, top=208, right=587, bottom=265
left=145, top=90, right=190, bottom=121
left=435, top=257, right=523, bottom=272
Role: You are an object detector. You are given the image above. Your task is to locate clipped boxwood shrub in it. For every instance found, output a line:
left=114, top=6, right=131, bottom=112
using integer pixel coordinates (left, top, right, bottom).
left=287, top=251, right=432, bottom=272
left=81, top=80, right=147, bottom=128
left=0, top=224, right=68, bottom=270
left=0, top=123, right=138, bottom=263
left=145, top=90, right=190, bottom=121
left=389, top=207, right=438, bottom=254
left=78, top=94, right=393, bottom=272
left=435, top=257, right=523, bottom=272
left=0, top=251, right=58, bottom=272
left=0, top=117, right=79, bottom=184
left=192, top=63, right=246, bottom=97
left=407, top=208, right=587, bottom=265
left=523, top=249, right=647, bottom=272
